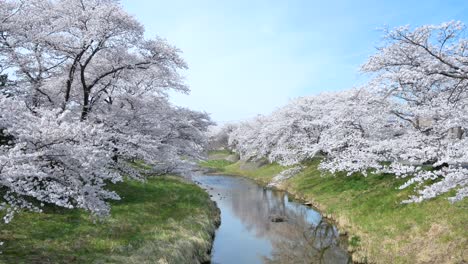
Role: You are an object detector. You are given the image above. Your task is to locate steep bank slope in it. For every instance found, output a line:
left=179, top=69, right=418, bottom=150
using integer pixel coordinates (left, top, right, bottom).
left=0, top=176, right=220, bottom=264
left=201, top=153, right=468, bottom=264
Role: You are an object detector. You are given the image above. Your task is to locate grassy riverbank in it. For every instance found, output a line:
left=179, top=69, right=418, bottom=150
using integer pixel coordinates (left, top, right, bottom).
left=0, top=176, right=220, bottom=264
left=201, top=151, right=468, bottom=264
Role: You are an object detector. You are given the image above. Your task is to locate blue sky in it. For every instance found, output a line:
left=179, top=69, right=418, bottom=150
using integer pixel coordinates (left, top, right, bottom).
left=122, top=0, right=468, bottom=123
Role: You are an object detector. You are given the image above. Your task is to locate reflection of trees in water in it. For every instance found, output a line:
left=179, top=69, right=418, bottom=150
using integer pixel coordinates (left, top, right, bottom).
left=229, top=182, right=287, bottom=237
left=264, top=219, right=351, bottom=264
left=226, top=179, right=350, bottom=264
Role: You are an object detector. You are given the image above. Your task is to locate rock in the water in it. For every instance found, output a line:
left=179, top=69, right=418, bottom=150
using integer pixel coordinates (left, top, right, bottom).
left=269, top=215, right=286, bottom=223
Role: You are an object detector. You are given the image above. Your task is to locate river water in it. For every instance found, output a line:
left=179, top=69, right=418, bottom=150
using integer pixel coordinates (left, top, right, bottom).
left=193, top=174, right=351, bottom=264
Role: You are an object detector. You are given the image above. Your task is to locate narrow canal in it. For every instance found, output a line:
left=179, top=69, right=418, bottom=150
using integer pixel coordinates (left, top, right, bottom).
left=193, top=175, right=352, bottom=264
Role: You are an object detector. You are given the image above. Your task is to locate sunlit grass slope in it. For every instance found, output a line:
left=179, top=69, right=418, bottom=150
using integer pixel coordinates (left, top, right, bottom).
left=0, top=176, right=219, bottom=264
left=202, top=153, right=468, bottom=264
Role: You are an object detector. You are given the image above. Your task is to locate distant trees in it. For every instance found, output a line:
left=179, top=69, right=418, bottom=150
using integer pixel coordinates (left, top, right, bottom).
left=206, top=124, right=238, bottom=150
left=227, top=21, right=468, bottom=203
left=0, top=0, right=212, bottom=222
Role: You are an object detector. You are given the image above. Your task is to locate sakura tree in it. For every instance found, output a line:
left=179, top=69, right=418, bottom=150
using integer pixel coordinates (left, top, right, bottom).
left=229, top=89, right=397, bottom=168
left=228, top=22, right=468, bottom=203
left=360, top=21, right=468, bottom=202
left=206, top=123, right=239, bottom=151
left=229, top=92, right=349, bottom=165
left=0, top=0, right=212, bottom=223
left=0, top=97, right=119, bottom=221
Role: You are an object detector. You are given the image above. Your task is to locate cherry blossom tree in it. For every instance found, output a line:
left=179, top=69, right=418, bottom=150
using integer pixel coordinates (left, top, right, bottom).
left=228, top=22, right=468, bottom=203
left=0, top=0, right=212, bottom=223
left=0, top=97, right=119, bottom=221
left=360, top=21, right=468, bottom=202
left=229, top=90, right=396, bottom=168
left=206, top=124, right=239, bottom=151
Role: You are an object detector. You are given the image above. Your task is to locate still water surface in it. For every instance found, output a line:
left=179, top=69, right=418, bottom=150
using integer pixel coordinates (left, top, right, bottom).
left=193, top=175, right=351, bottom=264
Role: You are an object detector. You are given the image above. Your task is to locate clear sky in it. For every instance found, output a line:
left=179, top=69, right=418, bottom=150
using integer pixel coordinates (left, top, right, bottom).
left=121, top=0, right=468, bottom=123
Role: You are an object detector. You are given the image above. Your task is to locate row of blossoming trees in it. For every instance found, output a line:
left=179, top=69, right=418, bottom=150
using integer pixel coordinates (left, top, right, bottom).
left=224, top=21, right=468, bottom=203
left=0, top=0, right=212, bottom=223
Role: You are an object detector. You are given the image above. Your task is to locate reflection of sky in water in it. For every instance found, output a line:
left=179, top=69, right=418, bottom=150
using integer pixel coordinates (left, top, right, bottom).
left=211, top=199, right=272, bottom=264
left=283, top=193, right=322, bottom=226
left=193, top=175, right=350, bottom=264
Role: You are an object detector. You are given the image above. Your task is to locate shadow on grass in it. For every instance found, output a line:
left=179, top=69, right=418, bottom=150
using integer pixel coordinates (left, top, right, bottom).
left=0, top=176, right=216, bottom=263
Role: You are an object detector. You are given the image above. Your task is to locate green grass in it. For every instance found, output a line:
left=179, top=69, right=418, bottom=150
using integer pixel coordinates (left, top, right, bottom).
left=202, top=154, right=468, bottom=264
left=199, top=159, right=234, bottom=170
left=0, top=176, right=220, bottom=264
left=207, top=149, right=233, bottom=156
left=205, top=149, right=238, bottom=162
left=222, top=161, right=285, bottom=183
